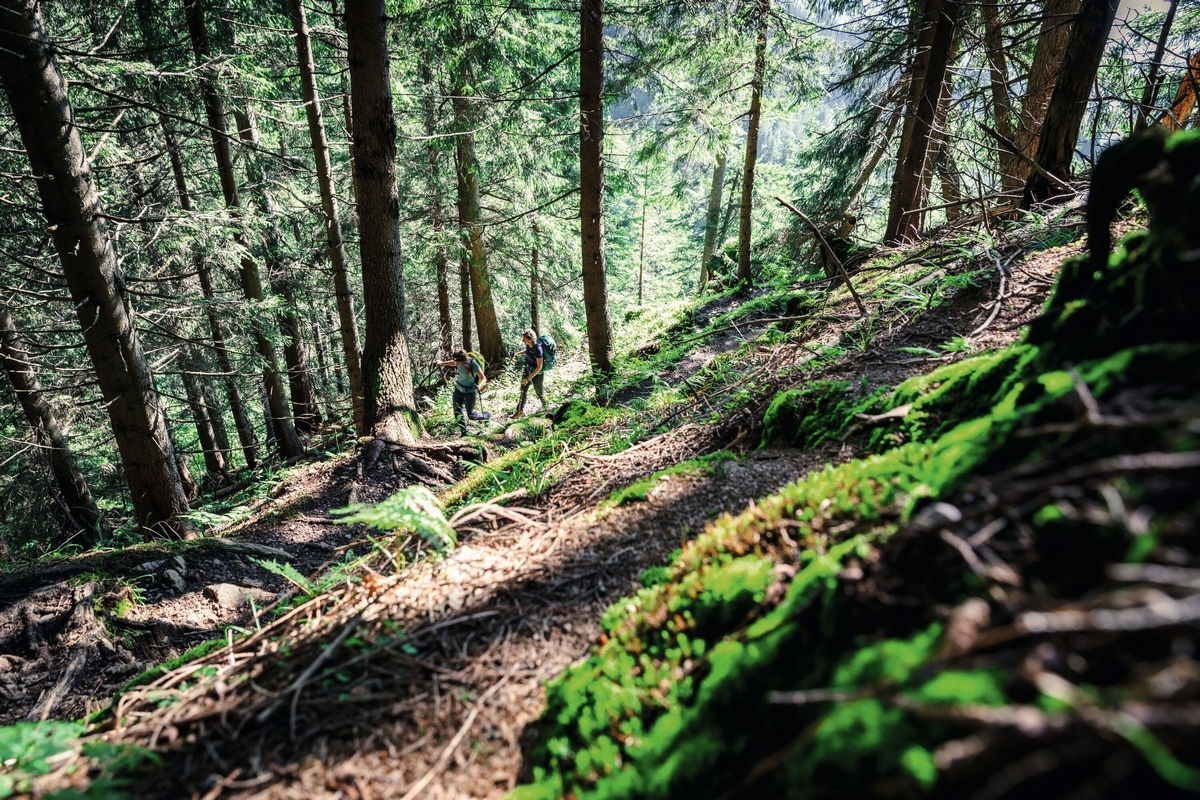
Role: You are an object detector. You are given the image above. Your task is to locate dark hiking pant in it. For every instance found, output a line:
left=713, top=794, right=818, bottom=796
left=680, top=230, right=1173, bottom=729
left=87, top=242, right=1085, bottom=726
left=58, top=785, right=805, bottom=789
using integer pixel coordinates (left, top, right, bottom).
left=452, top=387, right=477, bottom=434
left=515, top=372, right=544, bottom=415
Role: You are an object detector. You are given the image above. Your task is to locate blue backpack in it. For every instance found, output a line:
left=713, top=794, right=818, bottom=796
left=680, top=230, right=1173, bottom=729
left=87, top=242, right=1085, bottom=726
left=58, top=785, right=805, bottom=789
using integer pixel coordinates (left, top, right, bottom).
left=537, top=334, right=558, bottom=370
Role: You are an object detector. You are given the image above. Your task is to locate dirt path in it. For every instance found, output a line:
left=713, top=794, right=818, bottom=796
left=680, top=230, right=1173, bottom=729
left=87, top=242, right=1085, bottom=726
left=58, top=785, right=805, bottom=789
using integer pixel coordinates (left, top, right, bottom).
left=3, top=224, right=1076, bottom=797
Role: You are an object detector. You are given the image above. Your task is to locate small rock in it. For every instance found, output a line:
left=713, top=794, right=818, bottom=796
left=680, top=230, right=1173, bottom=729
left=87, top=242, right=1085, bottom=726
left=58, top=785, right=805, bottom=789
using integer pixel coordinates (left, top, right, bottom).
left=162, top=568, right=187, bottom=592
left=174, top=556, right=187, bottom=574
left=203, top=583, right=275, bottom=609
left=136, top=560, right=164, bottom=572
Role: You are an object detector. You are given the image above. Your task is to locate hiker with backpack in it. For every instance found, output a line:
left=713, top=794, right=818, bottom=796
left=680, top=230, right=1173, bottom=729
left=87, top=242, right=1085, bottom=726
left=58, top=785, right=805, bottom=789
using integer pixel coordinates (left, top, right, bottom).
left=513, top=328, right=556, bottom=418
left=437, top=348, right=487, bottom=434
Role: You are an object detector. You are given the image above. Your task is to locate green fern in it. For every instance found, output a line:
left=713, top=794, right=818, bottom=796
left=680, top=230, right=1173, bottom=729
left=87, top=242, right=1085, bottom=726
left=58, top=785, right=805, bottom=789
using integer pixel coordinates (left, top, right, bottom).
left=249, top=558, right=316, bottom=596
left=332, top=486, right=457, bottom=554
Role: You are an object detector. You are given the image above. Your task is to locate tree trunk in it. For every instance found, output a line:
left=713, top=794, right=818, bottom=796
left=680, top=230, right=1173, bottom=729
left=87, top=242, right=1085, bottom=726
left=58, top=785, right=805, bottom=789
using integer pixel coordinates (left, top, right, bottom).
left=178, top=342, right=230, bottom=484
left=884, top=0, right=962, bottom=243
left=700, top=148, right=728, bottom=294
left=1159, top=50, right=1200, bottom=132
left=345, top=0, right=419, bottom=442
left=1012, top=0, right=1083, bottom=182
left=459, top=252, right=472, bottom=352
left=183, top=0, right=303, bottom=459
left=1135, top=0, right=1178, bottom=131
left=736, top=0, right=769, bottom=285
left=419, top=63, right=454, bottom=360
left=0, top=0, right=190, bottom=537
left=531, top=219, right=541, bottom=331
left=981, top=1, right=1021, bottom=194
left=451, top=88, right=506, bottom=369
left=638, top=178, right=648, bottom=305
left=1023, top=0, right=1120, bottom=206
left=289, top=0, right=365, bottom=432
left=580, top=0, right=614, bottom=374
left=232, top=107, right=322, bottom=437
left=0, top=308, right=104, bottom=545
left=326, top=307, right=347, bottom=394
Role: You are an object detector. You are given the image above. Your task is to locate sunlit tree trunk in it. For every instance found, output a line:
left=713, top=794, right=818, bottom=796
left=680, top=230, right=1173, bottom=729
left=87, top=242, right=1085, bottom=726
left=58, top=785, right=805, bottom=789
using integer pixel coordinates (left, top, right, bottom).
left=0, top=0, right=190, bottom=537
left=345, top=0, right=419, bottom=441
left=182, top=0, right=303, bottom=459
left=1159, top=51, right=1200, bottom=131
left=0, top=308, right=104, bottom=545
left=700, top=148, right=727, bottom=294
left=451, top=86, right=506, bottom=369
left=289, top=0, right=365, bottom=432
left=1023, top=0, right=1120, bottom=206
left=580, top=0, right=614, bottom=374
left=737, top=0, right=769, bottom=285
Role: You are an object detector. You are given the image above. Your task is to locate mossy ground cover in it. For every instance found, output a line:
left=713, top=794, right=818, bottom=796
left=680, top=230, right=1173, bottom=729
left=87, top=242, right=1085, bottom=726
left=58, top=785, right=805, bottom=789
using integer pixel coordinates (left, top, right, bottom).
left=513, top=135, right=1200, bottom=799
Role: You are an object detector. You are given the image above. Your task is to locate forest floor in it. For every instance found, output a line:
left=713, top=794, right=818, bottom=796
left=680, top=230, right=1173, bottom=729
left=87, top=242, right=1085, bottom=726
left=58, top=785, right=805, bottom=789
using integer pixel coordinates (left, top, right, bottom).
left=1, top=218, right=1087, bottom=797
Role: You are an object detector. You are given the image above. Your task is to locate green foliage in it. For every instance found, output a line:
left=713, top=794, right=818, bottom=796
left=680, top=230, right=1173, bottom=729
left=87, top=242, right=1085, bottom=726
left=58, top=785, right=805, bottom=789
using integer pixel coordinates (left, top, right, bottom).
left=0, top=721, right=157, bottom=799
left=333, top=486, right=456, bottom=554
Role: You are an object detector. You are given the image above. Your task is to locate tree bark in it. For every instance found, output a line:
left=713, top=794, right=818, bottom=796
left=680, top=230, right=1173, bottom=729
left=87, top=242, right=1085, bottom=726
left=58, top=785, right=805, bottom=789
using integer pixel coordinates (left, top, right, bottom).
left=232, top=107, right=322, bottom=438
left=182, top=0, right=303, bottom=459
left=451, top=86, right=506, bottom=369
left=0, top=0, right=190, bottom=537
left=289, top=0, right=365, bottom=432
left=884, top=0, right=962, bottom=243
left=700, top=148, right=728, bottom=294
left=419, top=62, right=454, bottom=361
left=531, top=219, right=541, bottom=331
left=737, top=0, right=769, bottom=285
left=459, top=252, right=472, bottom=352
left=179, top=349, right=230, bottom=483
left=580, top=0, right=614, bottom=374
left=345, top=0, right=419, bottom=442
left=0, top=308, right=104, bottom=545
left=1012, top=0, right=1083, bottom=183
left=1135, top=0, right=1178, bottom=131
left=981, top=1, right=1021, bottom=194
left=1023, top=0, right=1120, bottom=206
left=1159, top=50, right=1200, bottom=132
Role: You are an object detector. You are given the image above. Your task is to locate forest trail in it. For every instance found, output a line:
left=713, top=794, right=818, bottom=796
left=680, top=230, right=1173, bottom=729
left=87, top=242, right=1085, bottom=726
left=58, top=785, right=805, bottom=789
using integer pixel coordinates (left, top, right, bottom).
left=1, top=224, right=1074, bottom=797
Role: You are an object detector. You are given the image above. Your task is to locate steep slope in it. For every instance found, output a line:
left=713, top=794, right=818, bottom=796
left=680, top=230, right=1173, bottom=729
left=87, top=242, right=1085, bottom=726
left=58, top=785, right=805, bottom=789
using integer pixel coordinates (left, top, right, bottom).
left=0, top=141, right=1160, bottom=798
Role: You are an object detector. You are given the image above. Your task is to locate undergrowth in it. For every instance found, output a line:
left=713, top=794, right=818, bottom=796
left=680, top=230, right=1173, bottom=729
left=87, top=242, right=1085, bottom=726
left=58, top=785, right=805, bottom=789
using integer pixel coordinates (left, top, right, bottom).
left=513, top=133, right=1200, bottom=799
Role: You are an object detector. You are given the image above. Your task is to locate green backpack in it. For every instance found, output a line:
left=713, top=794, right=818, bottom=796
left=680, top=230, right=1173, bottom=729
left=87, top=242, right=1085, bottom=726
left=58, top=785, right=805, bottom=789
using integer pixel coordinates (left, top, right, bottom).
left=466, top=352, right=487, bottom=383
left=536, top=335, right=558, bottom=370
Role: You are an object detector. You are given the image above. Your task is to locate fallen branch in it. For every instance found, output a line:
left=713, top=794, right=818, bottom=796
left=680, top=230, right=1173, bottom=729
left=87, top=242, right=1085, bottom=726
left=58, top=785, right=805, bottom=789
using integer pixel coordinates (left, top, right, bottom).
left=774, top=196, right=868, bottom=316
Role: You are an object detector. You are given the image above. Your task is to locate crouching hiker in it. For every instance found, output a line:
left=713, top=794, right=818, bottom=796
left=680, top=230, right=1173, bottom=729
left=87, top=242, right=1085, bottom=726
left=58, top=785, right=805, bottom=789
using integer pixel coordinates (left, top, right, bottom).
left=437, top=348, right=486, bottom=434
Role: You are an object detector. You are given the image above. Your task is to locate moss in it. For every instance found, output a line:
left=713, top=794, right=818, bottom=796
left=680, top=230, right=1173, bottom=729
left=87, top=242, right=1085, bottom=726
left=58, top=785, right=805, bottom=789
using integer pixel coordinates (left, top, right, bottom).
left=761, top=381, right=888, bottom=449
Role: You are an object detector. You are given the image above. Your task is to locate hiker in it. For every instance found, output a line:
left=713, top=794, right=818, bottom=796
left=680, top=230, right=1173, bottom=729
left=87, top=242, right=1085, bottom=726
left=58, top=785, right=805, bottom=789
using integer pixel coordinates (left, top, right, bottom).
left=437, top=348, right=486, bottom=434
left=513, top=328, right=545, bottom=419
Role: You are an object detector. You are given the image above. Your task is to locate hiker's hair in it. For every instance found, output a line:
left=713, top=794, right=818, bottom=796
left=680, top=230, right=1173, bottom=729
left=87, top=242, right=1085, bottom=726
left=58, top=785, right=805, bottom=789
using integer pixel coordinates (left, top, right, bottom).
left=451, top=348, right=469, bottom=363
left=522, top=328, right=537, bottom=342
